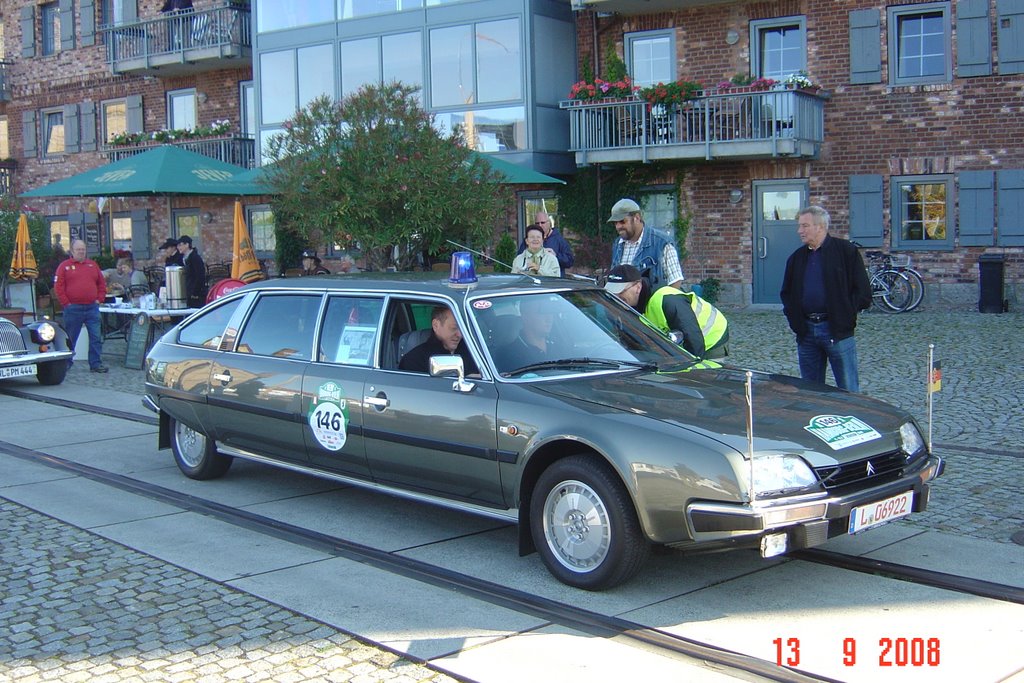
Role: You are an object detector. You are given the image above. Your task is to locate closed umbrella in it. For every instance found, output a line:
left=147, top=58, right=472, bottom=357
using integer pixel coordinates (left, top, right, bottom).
left=8, top=214, right=39, bottom=280
left=231, top=200, right=262, bottom=283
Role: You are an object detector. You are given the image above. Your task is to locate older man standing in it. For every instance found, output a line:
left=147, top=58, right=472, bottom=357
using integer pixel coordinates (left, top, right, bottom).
left=608, top=198, right=683, bottom=289
left=54, top=240, right=108, bottom=373
left=519, top=211, right=574, bottom=277
left=780, top=205, right=872, bottom=392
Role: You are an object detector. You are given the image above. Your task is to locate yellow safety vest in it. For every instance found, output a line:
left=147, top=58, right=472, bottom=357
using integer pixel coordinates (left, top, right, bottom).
left=645, top=287, right=729, bottom=353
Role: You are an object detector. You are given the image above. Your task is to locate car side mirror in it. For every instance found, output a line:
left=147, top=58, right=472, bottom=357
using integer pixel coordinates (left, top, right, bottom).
left=430, top=355, right=475, bottom=393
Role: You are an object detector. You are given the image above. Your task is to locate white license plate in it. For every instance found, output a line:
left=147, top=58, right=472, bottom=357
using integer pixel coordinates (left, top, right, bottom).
left=849, top=490, right=914, bottom=534
left=0, top=364, right=37, bottom=379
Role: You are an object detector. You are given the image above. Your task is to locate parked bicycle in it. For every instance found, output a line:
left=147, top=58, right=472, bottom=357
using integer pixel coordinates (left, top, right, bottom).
left=851, top=245, right=911, bottom=313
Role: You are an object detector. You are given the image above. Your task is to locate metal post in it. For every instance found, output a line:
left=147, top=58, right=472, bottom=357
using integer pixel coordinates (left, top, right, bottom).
left=927, top=343, right=934, bottom=450
left=745, top=370, right=755, bottom=505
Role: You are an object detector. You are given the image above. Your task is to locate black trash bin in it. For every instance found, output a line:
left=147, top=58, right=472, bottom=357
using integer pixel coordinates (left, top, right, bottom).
left=978, top=254, right=1005, bottom=313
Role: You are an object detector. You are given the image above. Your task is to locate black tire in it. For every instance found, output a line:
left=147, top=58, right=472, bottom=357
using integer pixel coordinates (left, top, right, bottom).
left=170, top=416, right=232, bottom=480
left=903, top=269, right=925, bottom=311
left=530, top=454, right=649, bottom=590
left=36, top=360, right=67, bottom=385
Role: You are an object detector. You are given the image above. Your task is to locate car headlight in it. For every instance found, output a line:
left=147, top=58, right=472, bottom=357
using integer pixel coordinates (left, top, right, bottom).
left=753, top=454, right=818, bottom=496
left=899, top=422, right=925, bottom=457
left=33, top=322, right=56, bottom=343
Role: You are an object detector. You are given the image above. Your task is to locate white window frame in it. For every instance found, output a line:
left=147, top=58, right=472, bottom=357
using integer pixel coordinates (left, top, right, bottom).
left=166, top=88, right=197, bottom=131
left=101, top=98, right=128, bottom=144
left=41, top=107, right=65, bottom=158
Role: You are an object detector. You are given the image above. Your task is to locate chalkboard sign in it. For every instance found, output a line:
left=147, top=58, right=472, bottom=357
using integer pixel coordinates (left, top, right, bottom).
left=124, top=313, right=152, bottom=370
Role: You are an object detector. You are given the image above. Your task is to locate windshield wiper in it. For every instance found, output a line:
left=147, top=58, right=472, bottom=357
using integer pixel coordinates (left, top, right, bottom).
left=505, top=357, right=657, bottom=376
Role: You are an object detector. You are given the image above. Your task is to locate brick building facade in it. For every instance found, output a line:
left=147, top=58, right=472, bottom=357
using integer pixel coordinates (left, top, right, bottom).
left=568, top=0, right=1022, bottom=307
left=2, top=0, right=257, bottom=276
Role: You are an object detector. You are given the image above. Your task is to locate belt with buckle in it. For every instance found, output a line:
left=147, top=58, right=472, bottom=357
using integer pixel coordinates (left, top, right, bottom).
left=805, top=312, right=828, bottom=322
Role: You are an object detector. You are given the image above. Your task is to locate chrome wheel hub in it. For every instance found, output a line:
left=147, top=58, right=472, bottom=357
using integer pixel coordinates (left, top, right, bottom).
left=543, top=480, right=611, bottom=572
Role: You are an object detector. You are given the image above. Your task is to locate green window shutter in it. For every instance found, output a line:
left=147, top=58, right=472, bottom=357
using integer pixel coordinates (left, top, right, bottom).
left=81, top=0, right=96, bottom=47
left=130, top=210, right=151, bottom=259
left=20, top=6, right=36, bottom=58
left=848, top=174, right=884, bottom=247
left=80, top=101, right=98, bottom=152
left=997, top=0, right=1024, bottom=74
left=849, top=9, right=882, bottom=84
left=958, top=171, right=995, bottom=246
left=996, top=170, right=1024, bottom=246
left=59, top=0, right=76, bottom=52
left=22, top=111, right=38, bottom=158
left=126, top=94, right=144, bottom=133
left=63, top=104, right=81, bottom=154
left=957, top=0, right=992, bottom=77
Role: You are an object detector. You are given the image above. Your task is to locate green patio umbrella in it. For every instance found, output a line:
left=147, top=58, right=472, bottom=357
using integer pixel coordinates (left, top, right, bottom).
left=21, top=145, right=267, bottom=197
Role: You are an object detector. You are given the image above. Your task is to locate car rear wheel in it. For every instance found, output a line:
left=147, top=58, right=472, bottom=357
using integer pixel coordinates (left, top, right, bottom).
left=170, top=417, right=232, bottom=480
left=531, top=454, right=649, bottom=590
left=36, top=360, right=67, bottom=385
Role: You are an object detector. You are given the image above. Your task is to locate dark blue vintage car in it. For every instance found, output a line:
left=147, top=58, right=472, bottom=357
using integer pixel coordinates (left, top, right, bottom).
left=143, top=272, right=943, bottom=590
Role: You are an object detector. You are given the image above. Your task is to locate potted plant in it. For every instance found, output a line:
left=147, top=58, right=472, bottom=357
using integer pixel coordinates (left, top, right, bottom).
left=783, top=70, right=820, bottom=93
left=638, top=79, right=703, bottom=115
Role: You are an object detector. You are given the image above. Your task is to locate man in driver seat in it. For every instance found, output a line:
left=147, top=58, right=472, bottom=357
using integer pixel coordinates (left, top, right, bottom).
left=399, top=307, right=479, bottom=375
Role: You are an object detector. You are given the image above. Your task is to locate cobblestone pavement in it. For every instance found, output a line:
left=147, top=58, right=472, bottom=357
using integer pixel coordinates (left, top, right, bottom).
left=0, top=500, right=461, bottom=683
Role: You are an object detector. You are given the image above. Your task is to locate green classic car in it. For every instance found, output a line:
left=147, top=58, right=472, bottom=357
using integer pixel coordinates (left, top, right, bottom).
left=143, top=272, right=944, bottom=590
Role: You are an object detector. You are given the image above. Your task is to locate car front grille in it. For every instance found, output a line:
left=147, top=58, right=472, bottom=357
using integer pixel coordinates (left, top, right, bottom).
left=814, top=450, right=907, bottom=490
left=0, top=319, right=28, bottom=356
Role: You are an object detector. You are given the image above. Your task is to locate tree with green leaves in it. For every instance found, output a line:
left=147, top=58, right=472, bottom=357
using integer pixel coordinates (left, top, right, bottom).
left=264, top=83, right=509, bottom=272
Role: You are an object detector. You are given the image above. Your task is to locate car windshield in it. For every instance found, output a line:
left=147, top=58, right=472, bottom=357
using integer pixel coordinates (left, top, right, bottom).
left=469, top=290, right=697, bottom=378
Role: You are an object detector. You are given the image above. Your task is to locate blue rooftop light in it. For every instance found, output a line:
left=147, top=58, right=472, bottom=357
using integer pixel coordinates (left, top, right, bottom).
left=449, top=251, right=478, bottom=286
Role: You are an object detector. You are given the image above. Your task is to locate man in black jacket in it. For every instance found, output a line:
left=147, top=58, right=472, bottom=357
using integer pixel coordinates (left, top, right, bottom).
left=780, top=206, right=872, bottom=392
left=177, top=235, right=207, bottom=308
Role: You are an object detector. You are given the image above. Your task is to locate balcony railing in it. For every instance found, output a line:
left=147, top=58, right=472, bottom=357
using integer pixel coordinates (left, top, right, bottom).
left=100, top=3, right=251, bottom=76
left=104, top=136, right=256, bottom=168
left=561, top=88, right=825, bottom=165
left=0, top=60, right=11, bottom=102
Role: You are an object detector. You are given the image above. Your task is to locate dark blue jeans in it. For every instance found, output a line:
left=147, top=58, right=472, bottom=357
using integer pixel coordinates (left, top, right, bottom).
left=63, top=303, right=103, bottom=370
left=796, top=320, right=860, bottom=392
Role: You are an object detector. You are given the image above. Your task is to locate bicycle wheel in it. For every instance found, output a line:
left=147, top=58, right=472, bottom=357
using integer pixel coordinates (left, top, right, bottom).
left=901, top=268, right=925, bottom=311
left=878, top=270, right=912, bottom=312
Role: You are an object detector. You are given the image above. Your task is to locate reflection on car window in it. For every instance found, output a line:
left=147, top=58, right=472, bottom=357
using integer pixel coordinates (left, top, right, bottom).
left=319, top=296, right=384, bottom=365
left=236, top=294, right=322, bottom=360
left=473, top=291, right=686, bottom=377
left=177, top=298, right=242, bottom=349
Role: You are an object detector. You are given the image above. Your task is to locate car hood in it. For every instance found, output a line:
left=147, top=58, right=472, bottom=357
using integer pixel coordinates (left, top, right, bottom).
left=530, top=366, right=912, bottom=466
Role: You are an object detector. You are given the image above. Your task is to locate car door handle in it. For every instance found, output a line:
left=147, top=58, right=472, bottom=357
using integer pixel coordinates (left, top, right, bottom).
left=213, top=372, right=231, bottom=383
left=364, top=395, right=390, bottom=409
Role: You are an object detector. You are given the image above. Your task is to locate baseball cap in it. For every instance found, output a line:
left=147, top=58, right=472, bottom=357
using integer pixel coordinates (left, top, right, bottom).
left=607, top=198, right=641, bottom=222
left=177, top=235, right=193, bottom=246
left=301, top=249, right=319, bottom=259
left=159, top=238, right=178, bottom=249
left=603, top=264, right=643, bottom=294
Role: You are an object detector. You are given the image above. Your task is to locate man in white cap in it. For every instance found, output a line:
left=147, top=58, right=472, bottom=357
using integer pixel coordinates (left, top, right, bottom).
left=608, top=198, right=683, bottom=289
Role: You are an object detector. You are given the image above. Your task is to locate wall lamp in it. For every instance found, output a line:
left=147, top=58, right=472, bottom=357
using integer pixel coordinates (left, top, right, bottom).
left=729, top=188, right=744, bottom=204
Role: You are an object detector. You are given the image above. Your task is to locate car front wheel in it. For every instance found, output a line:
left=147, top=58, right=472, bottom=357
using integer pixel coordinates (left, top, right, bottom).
left=170, top=416, right=232, bottom=480
left=36, top=360, right=67, bottom=385
left=530, top=454, right=649, bottom=590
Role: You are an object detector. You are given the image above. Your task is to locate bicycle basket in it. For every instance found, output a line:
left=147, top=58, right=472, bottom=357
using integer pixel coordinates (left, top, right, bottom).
left=889, top=253, right=911, bottom=267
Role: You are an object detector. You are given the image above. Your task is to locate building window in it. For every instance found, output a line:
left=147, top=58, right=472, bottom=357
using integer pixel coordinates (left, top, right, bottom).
left=626, top=30, right=674, bottom=87
left=259, top=45, right=334, bottom=125
left=640, top=190, right=677, bottom=245
left=102, top=99, right=128, bottom=144
left=891, top=175, right=953, bottom=250
left=255, top=0, right=334, bottom=33
left=750, top=17, right=806, bottom=81
left=433, top=106, right=525, bottom=152
left=887, top=2, right=951, bottom=85
left=240, top=81, right=255, bottom=138
left=110, top=214, right=133, bottom=253
left=173, top=209, right=200, bottom=249
left=42, top=109, right=65, bottom=157
left=41, top=3, right=61, bottom=56
left=430, top=19, right=521, bottom=107
left=47, top=218, right=71, bottom=255
left=0, top=116, right=9, bottom=159
left=246, top=205, right=276, bottom=256
left=102, top=0, right=135, bottom=27
left=341, top=32, right=423, bottom=99
left=167, top=88, right=197, bottom=130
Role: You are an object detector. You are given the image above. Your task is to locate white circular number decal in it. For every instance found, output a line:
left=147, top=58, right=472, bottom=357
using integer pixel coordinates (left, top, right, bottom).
left=309, top=402, right=347, bottom=451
